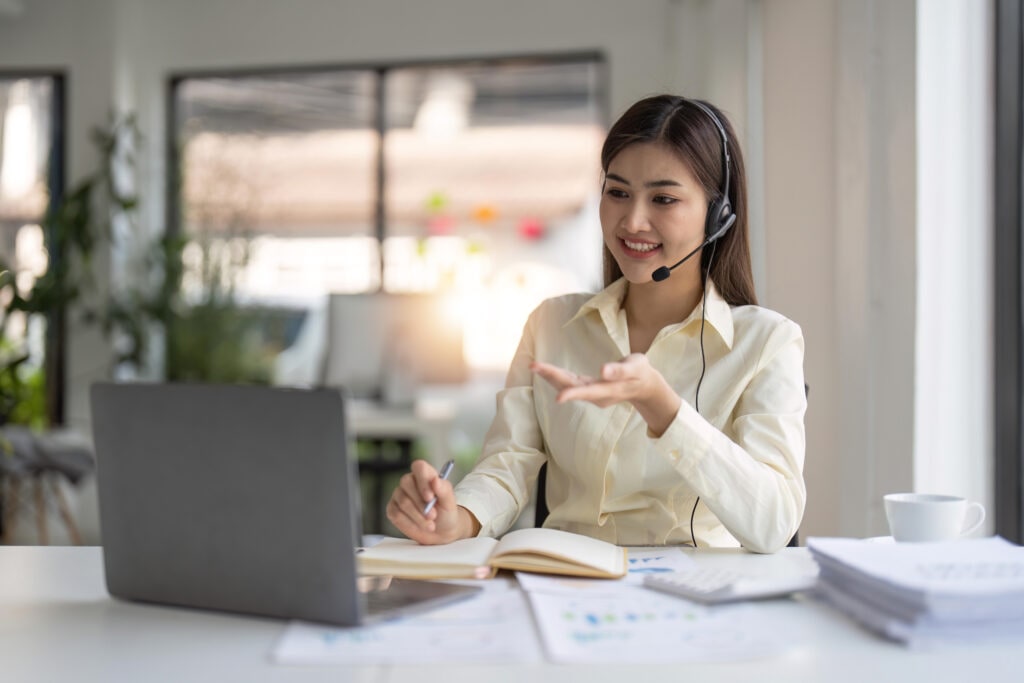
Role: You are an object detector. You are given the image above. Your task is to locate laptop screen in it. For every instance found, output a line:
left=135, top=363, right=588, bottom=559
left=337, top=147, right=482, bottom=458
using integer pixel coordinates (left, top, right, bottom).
left=91, top=383, right=370, bottom=625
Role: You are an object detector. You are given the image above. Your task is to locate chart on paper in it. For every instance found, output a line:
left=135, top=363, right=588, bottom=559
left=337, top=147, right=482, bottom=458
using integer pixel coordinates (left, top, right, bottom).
left=273, top=587, right=542, bottom=664
left=527, top=586, right=780, bottom=663
left=515, top=547, right=696, bottom=594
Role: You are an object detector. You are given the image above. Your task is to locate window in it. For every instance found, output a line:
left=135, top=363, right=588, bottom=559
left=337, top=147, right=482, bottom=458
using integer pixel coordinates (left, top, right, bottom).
left=0, top=73, right=64, bottom=425
left=994, top=0, right=1022, bottom=543
left=170, top=55, right=606, bottom=383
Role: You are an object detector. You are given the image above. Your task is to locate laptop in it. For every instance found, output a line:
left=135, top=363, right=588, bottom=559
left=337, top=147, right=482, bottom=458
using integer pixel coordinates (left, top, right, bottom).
left=90, top=382, right=479, bottom=626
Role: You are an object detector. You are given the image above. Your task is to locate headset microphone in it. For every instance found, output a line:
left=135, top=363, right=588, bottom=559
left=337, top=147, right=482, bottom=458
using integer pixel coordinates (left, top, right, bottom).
left=650, top=211, right=736, bottom=282
left=651, top=100, right=736, bottom=283
left=651, top=239, right=707, bottom=282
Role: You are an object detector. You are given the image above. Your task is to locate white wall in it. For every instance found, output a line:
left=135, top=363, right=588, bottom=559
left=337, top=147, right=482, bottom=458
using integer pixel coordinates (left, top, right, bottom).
left=835, top=0, right=920, bottom=537
left=761, top=0, right=841, bottom=538
left=0, top=0, right=992, bottom=542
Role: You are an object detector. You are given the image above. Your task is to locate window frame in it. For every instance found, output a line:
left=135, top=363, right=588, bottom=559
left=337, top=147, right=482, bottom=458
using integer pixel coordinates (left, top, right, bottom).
left=165, top=50, right=608, bottom=278
left=994, top=0, right=1023, bottom=543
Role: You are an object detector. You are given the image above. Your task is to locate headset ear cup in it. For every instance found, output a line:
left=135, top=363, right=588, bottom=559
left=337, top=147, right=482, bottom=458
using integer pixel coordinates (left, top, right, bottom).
left=705, top=198, right=735, bottom=243
left=704, top=198, right=724, bottom=238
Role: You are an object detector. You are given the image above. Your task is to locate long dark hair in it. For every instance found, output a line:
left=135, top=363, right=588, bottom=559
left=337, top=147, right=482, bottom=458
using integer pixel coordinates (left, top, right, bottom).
left=600, top=94, right=757, bottom=307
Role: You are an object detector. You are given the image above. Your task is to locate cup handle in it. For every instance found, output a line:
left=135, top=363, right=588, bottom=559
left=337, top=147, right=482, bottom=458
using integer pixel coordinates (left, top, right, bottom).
left=960, top=502, right=986, bottom=537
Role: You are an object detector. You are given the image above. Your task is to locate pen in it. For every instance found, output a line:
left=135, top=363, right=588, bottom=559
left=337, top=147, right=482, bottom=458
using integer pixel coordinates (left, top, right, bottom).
left=422, top=459, right=455, bottom=516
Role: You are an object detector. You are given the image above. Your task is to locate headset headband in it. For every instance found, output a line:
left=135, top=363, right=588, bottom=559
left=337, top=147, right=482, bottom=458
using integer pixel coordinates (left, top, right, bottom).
left=688, top=100, right=731, bottom=202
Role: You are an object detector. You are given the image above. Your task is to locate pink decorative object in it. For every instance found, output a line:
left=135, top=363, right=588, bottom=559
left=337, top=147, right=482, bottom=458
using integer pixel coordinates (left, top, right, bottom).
left=517, top=217, right=545, bottom=241
left=427, top=215, right=456, bottom=235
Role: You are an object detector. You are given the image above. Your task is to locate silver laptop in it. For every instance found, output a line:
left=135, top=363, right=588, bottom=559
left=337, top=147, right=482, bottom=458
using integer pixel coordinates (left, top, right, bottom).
left=90, top=382, right=479, bottom=626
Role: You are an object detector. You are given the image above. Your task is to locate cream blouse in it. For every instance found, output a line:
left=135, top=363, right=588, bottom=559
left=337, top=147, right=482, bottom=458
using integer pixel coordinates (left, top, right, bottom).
left=454, top=277, right=807, bottom=553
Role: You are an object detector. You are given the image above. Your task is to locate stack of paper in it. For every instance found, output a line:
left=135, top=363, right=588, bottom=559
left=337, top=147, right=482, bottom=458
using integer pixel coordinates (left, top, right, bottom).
left=807, top=536, right=1024, bottom=648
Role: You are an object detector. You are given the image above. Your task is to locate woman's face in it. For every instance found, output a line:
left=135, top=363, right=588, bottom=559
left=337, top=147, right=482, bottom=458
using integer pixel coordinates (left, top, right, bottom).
left=600, top=142, right=709, bottom=285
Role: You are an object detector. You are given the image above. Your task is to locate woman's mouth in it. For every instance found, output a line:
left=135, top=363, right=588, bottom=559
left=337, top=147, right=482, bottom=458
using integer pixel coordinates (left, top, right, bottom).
left=620, top=238, right=662, bottom=259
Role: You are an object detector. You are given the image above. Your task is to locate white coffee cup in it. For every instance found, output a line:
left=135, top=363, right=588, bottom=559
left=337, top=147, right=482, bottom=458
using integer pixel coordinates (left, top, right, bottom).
left=883, top=493, right=986, bottom=542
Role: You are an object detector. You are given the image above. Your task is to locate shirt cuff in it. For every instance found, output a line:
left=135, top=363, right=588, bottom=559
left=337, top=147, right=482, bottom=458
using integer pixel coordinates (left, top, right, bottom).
left=648, top=400, right=724, bottom=498
left=454, top=482, right=519, bottom=538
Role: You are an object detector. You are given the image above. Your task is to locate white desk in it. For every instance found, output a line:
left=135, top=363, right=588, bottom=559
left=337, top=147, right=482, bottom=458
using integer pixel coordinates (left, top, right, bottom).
left=2, top=545, right=1021, bottom=682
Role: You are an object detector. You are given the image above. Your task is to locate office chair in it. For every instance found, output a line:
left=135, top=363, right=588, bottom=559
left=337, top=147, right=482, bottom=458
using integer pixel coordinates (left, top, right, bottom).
left=533, top=383, right=809, bottom=548
left=0, top=426, right=93, bottom=545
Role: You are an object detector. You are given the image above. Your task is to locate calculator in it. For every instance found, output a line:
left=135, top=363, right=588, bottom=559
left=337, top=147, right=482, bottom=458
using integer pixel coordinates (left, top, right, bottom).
left=642, top=568, right=818, bottom=605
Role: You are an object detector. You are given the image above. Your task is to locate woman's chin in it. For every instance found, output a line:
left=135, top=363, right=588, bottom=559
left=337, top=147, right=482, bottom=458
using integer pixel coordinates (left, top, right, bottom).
left=620, top=268, right=659, bottom=285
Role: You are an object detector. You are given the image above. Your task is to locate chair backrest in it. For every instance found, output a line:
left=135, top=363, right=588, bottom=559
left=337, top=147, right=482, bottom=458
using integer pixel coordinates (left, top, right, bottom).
left=533, top=383, right=809, bottom=548
left=534, top=463, right=550, bottom=529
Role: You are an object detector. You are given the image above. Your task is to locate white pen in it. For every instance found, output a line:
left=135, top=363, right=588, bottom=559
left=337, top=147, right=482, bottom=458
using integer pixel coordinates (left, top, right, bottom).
left=422, top=459, right=455, bottom=516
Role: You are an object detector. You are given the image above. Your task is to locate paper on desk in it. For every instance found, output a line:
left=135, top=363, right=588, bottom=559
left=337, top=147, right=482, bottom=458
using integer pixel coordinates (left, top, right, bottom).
left=808, top=536, right=1024, bottom=596
left=272, top=586, right=542, bottom=664
left=516, top=547, right=697, bottom=594
left=527, top=585, right=782, bottom=663
left=815, top=580, right=1024, bottom=649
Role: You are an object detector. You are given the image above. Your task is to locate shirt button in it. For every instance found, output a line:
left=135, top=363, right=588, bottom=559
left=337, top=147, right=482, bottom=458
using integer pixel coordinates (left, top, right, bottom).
left=670, top=450, right=680, bottom=461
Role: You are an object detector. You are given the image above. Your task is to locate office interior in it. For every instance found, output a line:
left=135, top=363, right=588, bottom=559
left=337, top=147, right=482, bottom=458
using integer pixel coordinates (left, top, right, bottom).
left=0, top=0, right=1006, bottom=548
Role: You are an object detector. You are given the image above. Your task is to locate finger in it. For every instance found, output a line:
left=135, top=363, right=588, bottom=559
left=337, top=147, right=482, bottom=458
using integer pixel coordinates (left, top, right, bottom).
left=389, top=482, right=424, bottom=523
left=397, top=478, right=437, bottom=529
left=397, top=472, right=426, bottom=507
left=409, top=459, right=440, bottom=502
left=394, top=488, right=440, bottom=533
left=530, top=361, right=580, bottom=389
left=430, top=477, right=456, bottom=512
left=602, top=354, right=646, bottom=381
left=387, top=495, right=431, bottom=537
left=601, top=363, right=625, bottom=381
left=558, top=382, right=624, bottom=404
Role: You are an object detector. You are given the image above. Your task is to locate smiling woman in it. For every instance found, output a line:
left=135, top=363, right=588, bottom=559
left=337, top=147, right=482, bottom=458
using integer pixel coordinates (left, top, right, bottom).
left=600, top=142, right=712, bottom=318
left=387, top=95, right=806, bottom=554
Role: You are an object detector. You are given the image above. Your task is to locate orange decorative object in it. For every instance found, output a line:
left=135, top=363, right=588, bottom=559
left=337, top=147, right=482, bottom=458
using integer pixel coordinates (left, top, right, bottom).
left=472, top=203, right=499, bottom=224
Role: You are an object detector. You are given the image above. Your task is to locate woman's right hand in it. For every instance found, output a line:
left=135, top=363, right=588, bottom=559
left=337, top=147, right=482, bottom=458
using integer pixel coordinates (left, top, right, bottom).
left=385, top=459, right=477, bottom=545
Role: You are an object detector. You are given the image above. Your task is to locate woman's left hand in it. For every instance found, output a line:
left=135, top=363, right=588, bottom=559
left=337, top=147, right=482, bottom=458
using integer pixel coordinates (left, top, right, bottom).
left=530, top=354, right=682, bottom=436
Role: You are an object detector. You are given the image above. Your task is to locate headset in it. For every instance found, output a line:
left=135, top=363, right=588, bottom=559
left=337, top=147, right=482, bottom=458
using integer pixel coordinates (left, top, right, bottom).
left=650, top=99, right=737, bottom=282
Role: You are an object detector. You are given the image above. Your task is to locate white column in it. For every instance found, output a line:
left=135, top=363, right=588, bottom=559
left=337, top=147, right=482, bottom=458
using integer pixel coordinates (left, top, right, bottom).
left=914, top=0, right=994, bottom=529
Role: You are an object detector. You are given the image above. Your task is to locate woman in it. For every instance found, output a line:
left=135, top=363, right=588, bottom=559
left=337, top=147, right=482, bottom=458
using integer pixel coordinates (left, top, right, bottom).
left=386, top=94, right=806, bottom=553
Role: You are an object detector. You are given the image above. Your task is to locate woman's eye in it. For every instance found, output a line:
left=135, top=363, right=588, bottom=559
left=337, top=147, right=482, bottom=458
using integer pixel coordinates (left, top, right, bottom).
left=606, top=188, right=628, bottom=199
left=653, top=195, right=677, bottom=205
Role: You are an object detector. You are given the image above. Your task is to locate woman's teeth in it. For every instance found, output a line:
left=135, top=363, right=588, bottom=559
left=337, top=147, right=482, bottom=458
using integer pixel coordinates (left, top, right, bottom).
left=624, top=240, right=659, bottom=253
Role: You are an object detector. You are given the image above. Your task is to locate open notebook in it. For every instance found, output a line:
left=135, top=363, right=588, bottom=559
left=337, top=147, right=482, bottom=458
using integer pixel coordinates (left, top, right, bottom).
left=359, top=527, right=628, bottom=580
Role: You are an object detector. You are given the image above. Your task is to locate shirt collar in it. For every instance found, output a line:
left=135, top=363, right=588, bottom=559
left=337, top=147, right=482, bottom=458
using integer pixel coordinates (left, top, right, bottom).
left=567, top=277, right=735, bottom=350
left=568, top=277, right=627, bottom=326
left=678, top=279, right=735, bottom=349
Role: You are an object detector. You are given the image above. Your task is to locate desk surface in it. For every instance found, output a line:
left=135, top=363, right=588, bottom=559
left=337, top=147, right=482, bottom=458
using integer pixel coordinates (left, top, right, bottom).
left=2, top=546, right=1022, bottom=682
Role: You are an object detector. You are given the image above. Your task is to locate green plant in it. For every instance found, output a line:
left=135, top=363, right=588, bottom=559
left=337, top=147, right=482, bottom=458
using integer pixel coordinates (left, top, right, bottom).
left=0, top=114, right=138, bottom=427
left=101, top=120, right=274, bottom=384
left=1, top=112, right=279, bottom=430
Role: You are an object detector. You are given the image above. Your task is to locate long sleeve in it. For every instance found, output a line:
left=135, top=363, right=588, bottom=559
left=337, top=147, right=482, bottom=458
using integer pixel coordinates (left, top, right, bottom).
left=649, top=318, right=806, bottom=553
left=454, top=308, right=548, bottom=537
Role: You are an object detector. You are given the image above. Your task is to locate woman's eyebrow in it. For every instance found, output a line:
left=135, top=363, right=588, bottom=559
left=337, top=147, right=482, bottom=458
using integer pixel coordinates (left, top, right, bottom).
left=605, top=172, right=683, bottom=189
left=645, top=179, right=683, bottom=188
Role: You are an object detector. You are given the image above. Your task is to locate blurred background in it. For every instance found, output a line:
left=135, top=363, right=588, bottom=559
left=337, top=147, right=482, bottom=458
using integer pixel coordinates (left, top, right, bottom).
left=0, top=0, right=1011, bottom=547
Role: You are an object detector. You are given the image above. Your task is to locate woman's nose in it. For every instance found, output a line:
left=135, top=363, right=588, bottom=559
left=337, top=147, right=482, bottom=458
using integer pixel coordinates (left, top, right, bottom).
left=621, top=202, right=649, bottom=232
